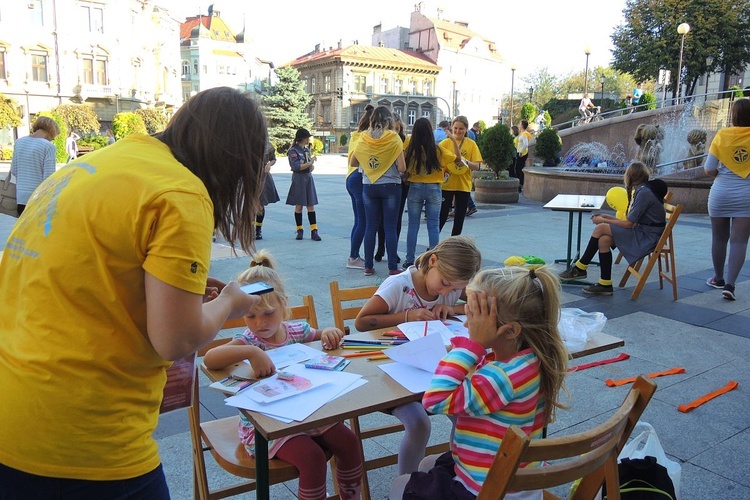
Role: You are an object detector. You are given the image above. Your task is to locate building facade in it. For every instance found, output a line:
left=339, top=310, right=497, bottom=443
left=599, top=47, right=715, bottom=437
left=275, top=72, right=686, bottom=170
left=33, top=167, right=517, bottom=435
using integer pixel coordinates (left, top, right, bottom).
left=0, top=0, right=182, bottom=145
left=179, top=4, right=274, bottom=103
left=287, top=43, right=440, bottom=152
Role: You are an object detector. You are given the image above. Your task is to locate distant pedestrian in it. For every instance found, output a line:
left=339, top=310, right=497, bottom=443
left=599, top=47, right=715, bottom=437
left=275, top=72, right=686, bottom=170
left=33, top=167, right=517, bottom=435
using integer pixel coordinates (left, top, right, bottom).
left=254, top=139, right=280, bottom=240
left=434, top=120, right=450, bottom=144
left=704, top=98, right=750, bottom=300
left=65, top=131, right=80, bottom=162
left=469, top=122, right=482, bottom=143
left=376, top=114, right=408, bottom=264
left=286, top=128, right=321, bottom=241
left=514, top=120, right=532, bottom=193
left=439, top=116, right=481, bottom=236
left=106, top=129, right=116, bottom=145
left=345, top=105, right=375, bottom=270
left=9, top=116, right=61, bottom=216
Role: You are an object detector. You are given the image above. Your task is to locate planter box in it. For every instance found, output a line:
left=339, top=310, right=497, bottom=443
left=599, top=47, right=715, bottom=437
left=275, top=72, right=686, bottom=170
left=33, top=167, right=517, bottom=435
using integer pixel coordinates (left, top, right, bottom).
left=474, top=177, right=520, bottom=203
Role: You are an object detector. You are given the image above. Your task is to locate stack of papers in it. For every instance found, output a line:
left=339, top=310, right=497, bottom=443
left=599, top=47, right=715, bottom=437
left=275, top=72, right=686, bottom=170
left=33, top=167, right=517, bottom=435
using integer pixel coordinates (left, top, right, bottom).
left=378, top=332, right=448, bottom=393
left=224, top=362, right=366, bottom=423
left=397, top=317, right=469, bottom=345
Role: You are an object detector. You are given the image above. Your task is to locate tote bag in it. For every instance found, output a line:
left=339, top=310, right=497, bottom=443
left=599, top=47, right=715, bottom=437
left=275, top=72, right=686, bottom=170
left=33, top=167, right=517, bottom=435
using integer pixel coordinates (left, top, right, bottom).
left=0, top=171, right=17, bottom=217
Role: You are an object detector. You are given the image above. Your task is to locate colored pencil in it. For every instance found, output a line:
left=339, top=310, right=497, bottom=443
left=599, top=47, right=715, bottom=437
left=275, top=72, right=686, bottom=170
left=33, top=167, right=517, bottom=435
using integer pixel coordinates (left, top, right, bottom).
left=367, top=354, right=390, bottom=361
left=423, top=321, right=428, bottom=336
left=342, top=350, right=385, bottom=358
left=341, top=345, right=387, bottom=350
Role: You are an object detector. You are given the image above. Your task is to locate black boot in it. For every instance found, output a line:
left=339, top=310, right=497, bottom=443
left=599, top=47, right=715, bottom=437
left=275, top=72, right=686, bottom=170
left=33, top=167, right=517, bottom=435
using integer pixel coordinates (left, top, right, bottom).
left=255, top=227, right=262, bottom=240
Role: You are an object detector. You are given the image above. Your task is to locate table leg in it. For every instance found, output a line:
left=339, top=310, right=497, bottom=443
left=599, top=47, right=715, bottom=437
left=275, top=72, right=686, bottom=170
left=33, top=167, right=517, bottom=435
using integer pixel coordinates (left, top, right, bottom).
left=574, top=211, right=583, bottom=263
left=255, top=433, right=270, bottom=500
left=554, top=211, right=575, bottom=268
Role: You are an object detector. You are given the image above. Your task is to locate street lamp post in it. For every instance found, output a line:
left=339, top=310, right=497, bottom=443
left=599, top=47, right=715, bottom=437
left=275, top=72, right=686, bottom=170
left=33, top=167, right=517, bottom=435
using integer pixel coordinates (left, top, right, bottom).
left=451, top=80, right=457, bottom=119
left=600, top=75, right=606, bottom=108
left=705, top=55, right=714, bottom=102
left=676, top=22, right=690, bottom=104
left=583, top=46, right=591, bottom=96
left=509, top=65, right=516, bottom=128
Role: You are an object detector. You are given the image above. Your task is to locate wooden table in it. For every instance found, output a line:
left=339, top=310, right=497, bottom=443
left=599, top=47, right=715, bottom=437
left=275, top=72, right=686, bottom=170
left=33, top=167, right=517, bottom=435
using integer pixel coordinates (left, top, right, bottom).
left=201, top=328, right=624, bottom=499
left=543, top=194, right=607, bottom=269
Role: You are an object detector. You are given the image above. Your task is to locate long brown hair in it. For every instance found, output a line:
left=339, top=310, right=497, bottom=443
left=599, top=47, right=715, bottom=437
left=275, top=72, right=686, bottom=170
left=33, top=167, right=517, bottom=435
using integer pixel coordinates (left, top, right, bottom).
left=467, top=266, right=568, bottom=424
left=414, top=235, right=481, bottom=282
left=154, top=87, right=266, bottom=254
left=623, top=161, right=650, bottom=214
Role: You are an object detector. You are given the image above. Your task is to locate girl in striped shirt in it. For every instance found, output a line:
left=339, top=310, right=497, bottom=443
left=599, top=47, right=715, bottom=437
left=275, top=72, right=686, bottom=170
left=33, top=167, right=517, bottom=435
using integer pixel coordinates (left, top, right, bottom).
left=391, top=266, right=568, bottom=499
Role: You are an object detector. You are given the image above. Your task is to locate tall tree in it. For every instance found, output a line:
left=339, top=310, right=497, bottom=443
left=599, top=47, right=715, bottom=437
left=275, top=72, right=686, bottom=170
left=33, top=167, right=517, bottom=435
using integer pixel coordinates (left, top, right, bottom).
left=612, top=0, right=750, bottom=98
left=261, top=67, right=313, bottom=154
left=521, top=67, right=559, bottom=111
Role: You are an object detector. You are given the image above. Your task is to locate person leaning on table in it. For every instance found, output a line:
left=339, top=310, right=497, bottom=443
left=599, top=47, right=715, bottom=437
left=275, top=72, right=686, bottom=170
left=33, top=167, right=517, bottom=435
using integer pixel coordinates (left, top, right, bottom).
left=0, top=87, right=266, bottom=499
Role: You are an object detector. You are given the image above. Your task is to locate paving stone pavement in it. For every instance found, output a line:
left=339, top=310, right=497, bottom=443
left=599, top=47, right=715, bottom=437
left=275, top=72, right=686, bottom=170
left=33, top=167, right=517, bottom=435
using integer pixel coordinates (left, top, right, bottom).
left=1, top=155, right=748, bottom=499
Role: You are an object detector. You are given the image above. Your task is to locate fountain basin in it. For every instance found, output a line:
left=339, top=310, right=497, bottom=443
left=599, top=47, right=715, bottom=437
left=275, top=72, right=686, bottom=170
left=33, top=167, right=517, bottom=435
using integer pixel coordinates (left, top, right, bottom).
left=524, top=166, right=711, bottom=214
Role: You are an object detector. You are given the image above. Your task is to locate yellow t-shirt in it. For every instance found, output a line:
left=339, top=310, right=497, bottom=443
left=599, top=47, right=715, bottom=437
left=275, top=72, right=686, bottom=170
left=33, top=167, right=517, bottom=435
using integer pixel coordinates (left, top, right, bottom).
left=347, top=131, right=362, bottom=178
left=403, top=136, right=458, bottom=183
left=0, top=134, right=214, bottom=480
left=439, top=137, right=483, bottom=192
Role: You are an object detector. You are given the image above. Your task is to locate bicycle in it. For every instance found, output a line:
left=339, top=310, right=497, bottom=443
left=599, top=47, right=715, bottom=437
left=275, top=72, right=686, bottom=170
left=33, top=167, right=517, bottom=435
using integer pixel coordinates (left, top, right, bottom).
left=573, top=106, right=602, bottom=127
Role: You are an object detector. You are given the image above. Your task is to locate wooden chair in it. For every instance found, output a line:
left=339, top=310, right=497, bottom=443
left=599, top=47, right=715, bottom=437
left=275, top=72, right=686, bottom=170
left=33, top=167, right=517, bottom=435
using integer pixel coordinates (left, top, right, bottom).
left=617, top=200, right=683, bottom=300
left=477, top=376, right=657, bottom=500
left=190, top=295, right=330, bottom=500
left=329, top=281, right=450, bottom=500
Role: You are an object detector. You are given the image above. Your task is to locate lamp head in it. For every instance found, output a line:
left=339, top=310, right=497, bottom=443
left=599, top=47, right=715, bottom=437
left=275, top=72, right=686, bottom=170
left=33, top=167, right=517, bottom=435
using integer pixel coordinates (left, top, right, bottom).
left=600, top=75, right=606, bottom=84
left=677, top=23, right=690, bottom=35
left=706, top=56, right=714, bottom=66
left=584, top=45, right=591, bottom=55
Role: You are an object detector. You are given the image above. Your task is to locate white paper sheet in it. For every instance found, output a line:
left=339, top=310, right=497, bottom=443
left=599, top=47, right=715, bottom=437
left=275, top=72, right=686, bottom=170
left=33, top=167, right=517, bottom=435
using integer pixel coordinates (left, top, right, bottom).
left=377, top=333, right=447, bottom=393
left=224, top=363, right=364, bottom=421
left=240, top=369, right=332, bottom=404
left=241, top=343, right=322, bottom=369
left=379, top=363, right=435, bottom=393
left=397, top=320, right=454, bottom=344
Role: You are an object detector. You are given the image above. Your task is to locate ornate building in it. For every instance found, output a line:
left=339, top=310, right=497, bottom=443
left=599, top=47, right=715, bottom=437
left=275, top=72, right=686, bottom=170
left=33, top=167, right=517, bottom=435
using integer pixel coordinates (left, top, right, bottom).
left=0, top=0, right=182, bottom=142
left=287, top=43, right=440, bottom=152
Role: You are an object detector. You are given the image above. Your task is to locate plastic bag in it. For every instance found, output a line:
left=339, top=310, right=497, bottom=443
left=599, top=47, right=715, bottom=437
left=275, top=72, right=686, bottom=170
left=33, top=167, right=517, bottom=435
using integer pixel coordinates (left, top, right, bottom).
left=618, top=422, right=681, bottom=499
left=557, top=308, right=607, bottom=352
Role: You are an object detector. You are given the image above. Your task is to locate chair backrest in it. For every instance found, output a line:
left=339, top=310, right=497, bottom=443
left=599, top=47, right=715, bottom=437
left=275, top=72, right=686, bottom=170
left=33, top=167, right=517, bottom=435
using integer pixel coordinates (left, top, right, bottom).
left=219, top=294, right=318, bottom=331
left=329, top=281, right=378, bottom=332
left=477, top=376, right=657, bottom=500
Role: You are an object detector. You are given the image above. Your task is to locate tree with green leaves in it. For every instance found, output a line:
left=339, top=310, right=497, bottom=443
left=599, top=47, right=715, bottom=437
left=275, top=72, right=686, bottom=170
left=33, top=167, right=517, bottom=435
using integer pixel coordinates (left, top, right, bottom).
left=521, top=67, right=559, bottom=111
left=261, top=67, right=313, bottom=154
left=135, top=108, right=169, bottom=134
left=112, top=112, right=147, bottom=140
left=612, top=0, right=750, bottom=98
left=0, top=93, right=21, bottom=129
left=52, top=104, right=100, bottom=134
left=36, top=111, right=68, bottom=163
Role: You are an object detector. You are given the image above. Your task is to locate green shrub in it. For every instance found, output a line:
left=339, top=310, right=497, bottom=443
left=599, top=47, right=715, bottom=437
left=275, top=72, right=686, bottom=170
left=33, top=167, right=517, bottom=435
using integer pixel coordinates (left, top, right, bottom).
left=478, top=123, right=515, bottom=177
left=78, top=135, right=108, bottom=150
left=36, top=111, right=68, bottom=163
left=543, top=110, right=552, bottom=127
left=135, top=108, right=169, bottom=134
left=52, top=104, right=100, bottom=134
left=112, top=112, right=147, bottom=140
left=521, top=102, right=537, bottom=121
left=311, top=137, right=324, bottom=155
left=340, top=134, right=348, bottom=146
left=0, top=147, right=13, bottom=160
left=477, top=120, right=487, bottom=133
left=0, top=93, right=21, bottom=129
left=728, top=85, right=744, bottom=98
left=638, top=92, right=657, bottom=111
left=534, top=128, right=562, bottom=166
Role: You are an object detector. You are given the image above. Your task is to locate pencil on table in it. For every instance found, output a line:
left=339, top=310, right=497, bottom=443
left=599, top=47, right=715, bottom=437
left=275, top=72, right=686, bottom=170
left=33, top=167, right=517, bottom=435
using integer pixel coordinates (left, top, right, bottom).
left=341, top=345, right=386, bottom=350
left=423, top=321, right=428, bottom=337
left=342, top=350, right=384, bottom=358
left=367, top=354, right=389, bottom=361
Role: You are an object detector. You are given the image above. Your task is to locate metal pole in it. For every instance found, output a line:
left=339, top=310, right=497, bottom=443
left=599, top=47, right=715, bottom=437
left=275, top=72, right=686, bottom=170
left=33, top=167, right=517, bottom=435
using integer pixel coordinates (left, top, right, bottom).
left=451, top=80, right=457, bottom=119
left=583, top=50, right=590, bottom=95
left=677, top=35, right=685, bottom=104
left=509, top=68, right=515, bottom=128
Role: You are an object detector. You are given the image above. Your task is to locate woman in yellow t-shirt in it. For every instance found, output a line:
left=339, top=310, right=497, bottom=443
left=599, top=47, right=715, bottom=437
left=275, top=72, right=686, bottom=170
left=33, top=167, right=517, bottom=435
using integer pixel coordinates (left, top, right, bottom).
left=0, top=88, right=266, bottom=498
left=439, top=116, right=482, bottom=236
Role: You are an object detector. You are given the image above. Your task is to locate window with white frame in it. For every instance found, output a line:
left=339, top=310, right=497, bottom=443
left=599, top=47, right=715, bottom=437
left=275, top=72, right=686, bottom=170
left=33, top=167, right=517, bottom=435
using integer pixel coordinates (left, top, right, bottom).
left=0, top=49, right=6, bottom=80
left=193, top=60, right=198, bottom=73
left=410, top=80, right=417, bottom=94
left=323, top=74, right=331, bottom=92
left=81, top=3, right=104, bottom=33
left=395, top=78, right=402, bottom=94
left=182, top=60, right=190, bottom=76
left=407, top=108, right=416, bottom=126
left=424, top=80, right=432, bottom=96
left=82, top=56, right=107, bottom=85
left=28, top=0, right=44, bottom=26
left=310, top=77, right=316, bottom=94
left=380, top=76, right=388, bottom=93
left=31, top=52, right=48, bottom=82
left=354, top=74, right=366, bottom=93
left=422, top=109, right=431, bottom=119
left=322, top=103, right=331, bottom=123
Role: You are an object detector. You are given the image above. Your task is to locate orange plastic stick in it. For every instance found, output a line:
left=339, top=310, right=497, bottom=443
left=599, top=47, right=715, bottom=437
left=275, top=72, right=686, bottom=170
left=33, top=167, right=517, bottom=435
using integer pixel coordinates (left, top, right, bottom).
left=569, top=353, right=630, bottom=372
left=678, top=381, right=739, bottom=413
left=605, top=367, right=686, bottom=387
left=341, top=350, right=384, bottom=358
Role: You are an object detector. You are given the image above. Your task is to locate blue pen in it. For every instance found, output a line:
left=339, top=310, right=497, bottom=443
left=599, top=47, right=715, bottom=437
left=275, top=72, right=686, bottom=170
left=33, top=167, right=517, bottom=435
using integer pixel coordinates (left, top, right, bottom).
left=236, top=379, right=258, bottom=393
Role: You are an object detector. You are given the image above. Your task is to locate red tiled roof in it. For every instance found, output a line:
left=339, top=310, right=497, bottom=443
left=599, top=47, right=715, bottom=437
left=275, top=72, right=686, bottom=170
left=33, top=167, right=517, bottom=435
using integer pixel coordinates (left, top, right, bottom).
left=286, top=45, right=440, bottom=72
left=180, top=15, right=236, bottom=43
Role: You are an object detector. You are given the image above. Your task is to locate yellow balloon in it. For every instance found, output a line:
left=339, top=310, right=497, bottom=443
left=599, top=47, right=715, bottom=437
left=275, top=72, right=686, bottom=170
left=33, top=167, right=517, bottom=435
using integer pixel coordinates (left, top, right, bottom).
left=606, top=187, right=628, bottom=219
left=504, top=256, right=527, bottom=267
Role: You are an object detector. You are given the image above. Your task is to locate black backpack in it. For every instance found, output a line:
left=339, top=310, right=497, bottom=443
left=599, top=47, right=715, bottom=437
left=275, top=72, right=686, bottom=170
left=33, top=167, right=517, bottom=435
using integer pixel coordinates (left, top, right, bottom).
left=604, top=456, right=676, bottom=499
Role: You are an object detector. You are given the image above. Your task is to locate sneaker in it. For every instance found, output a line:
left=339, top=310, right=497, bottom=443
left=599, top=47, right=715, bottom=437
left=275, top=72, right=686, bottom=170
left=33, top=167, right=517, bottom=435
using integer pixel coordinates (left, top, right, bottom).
left=722, top=284, right=736, bottom=301
left=364, top=268, right=375, bottom=276
left=311, top=229, right=321, bottom=241
left=559, top=266, right=587, bottom=280
left=389, top=269, right=403, bottom=276
left=706, top=277, right=725, bottom=289
left=466, top=207, right=478, bottom=216
left=583, top=283, right=614, bottom=296
left=295, top=229, right=303, bottom=240
left=402, top=261, right=414, bottom=269
left=347, top=257, right=366, bottom=270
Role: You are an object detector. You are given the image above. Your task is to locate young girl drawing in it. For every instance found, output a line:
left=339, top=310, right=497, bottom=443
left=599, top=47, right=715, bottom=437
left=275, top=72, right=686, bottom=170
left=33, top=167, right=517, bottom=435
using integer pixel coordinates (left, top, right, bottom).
left=204, top=250, right=362, bottom=500
left=354, top=236, right=482, bottom=475
left=559, top=161, right=668, bottom=295
left=390, top=266, right=569, bottom=499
